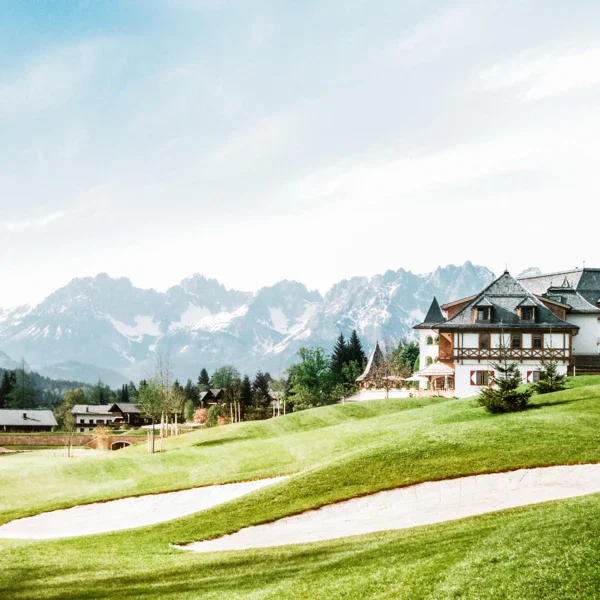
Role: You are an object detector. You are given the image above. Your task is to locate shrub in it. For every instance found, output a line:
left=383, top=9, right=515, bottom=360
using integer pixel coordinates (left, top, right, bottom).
left=194, top=408, right=208, bottom=425
left=207, top=404, right=225, bottom=427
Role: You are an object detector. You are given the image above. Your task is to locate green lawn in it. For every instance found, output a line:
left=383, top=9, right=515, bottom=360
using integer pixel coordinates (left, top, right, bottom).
left=1, top=377, right=600, bottom=599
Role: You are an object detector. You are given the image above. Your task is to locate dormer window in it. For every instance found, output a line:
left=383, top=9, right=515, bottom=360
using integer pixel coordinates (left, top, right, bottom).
left=477, top=308, right=491, bottom=321
left=520, top=307, right=534, bottom=321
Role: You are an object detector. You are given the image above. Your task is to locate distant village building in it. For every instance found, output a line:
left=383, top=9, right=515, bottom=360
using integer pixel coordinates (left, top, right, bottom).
left=198, top=389, right=224, bottom=405
left=108, top=403, right=150, bottom=428
left=0, top=410, right=57, bottom=432
left=71, top=405, right=118, bottom=433
left=413, top=268, right=600, bottom=398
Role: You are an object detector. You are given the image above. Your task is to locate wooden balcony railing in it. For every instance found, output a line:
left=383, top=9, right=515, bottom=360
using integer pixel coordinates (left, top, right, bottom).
left=451, top=348, right=569, bottom=361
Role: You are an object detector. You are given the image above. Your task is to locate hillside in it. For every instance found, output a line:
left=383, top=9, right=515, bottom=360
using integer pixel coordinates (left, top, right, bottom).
left=0, top=378, right=599, bottom=598
left=0, top=262, right=494, bottom=382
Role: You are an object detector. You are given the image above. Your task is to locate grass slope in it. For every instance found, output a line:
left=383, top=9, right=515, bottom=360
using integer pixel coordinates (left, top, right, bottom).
left=1, top=377, right=600, bottom=599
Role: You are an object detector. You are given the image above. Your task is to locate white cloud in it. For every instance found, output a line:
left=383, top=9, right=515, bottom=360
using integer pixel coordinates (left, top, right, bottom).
left=478, top=43, right=600, bottom=101
left=4, top=212, right=65, bottom=233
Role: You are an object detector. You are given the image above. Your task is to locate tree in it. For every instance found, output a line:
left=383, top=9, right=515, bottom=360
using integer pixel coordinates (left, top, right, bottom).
left=184, top=399, right=196, bottom=422
left=87, top=380, right=113, bottom=405
left=7, top=360, right=38, bottom=409
left=477, top=344, right=532, bottom=413
left=194, top=407, right=208, bottom=425
left=288, top=347, right=334, bottom=411
left=138, top=380, right=163, bottom=453
left=532, top=350, right=567, bottom=394
left=392, top=340, right=420, bottom=376
left=252, top=370, right=271, bottom=409
left=0, top=370, right=16, bottom=409
left=184, top=378, right=200, bottom=406
left=224, top=380, right=243, bottom=423
left=210, top=365, right=241, bottom=389
left=347, top=330, right=367, bottom=369
left=240, top=375, right=253, bottom=411
left=198, top=368, right=210, bottom=392
left=330, top=333, right=348, bottom=383
left=55, top=388, right=85, bottom=457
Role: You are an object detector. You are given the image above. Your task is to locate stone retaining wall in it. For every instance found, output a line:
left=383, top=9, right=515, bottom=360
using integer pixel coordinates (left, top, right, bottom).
left=0, top=434, right=143, bottom=450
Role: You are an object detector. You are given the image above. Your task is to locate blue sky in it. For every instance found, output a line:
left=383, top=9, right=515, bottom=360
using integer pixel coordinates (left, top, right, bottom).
left=2, top=1, right=600, bottom=306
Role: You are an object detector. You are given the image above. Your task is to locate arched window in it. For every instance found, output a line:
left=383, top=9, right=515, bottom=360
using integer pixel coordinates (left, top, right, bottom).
left=426, top=336, right=433, bottom=345
left=434, top=336, right=439, bottom=345
left=426, top=356, right=433, bottom=366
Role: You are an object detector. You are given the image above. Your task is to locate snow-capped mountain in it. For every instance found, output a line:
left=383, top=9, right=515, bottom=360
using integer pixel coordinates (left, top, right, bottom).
left=0, top=262, right=494, bottom=383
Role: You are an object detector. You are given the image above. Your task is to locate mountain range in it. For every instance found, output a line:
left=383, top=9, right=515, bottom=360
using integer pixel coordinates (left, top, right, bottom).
left=0, top=262, right=495, bottom=385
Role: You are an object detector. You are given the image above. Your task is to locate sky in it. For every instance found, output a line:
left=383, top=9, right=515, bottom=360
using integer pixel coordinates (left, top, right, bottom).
left=1, top=0, right=600, bottom=307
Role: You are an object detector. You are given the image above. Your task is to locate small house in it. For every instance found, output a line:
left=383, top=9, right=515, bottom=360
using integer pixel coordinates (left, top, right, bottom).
left=0, top=409, right=57, bottom=432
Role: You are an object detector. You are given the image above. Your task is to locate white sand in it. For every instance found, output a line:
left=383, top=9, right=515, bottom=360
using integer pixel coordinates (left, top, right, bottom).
left=181, top=464, right=600, bottom=553
left=0, top=476, right=288, bottom=539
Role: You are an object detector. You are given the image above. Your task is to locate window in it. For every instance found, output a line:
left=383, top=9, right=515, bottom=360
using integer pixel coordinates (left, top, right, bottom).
left=79, top=428, right=84, bottom=433
left=532, top=371, right=541, bottom=382
left=426, top=356, right=433, bottom=366
left=97, top=420, right=104, bottom=424
left=434, top=336, right=439, bottom=345
left=89, top=419, right=94, bottom=424
left=520, top=307, right=534, bottom=321
left=533, top=333, right=543, bottom=349
left=477, top=308, right=490, bottom=321
left=476, top=371, right=490, bottom=386
left=511, top=333, right=522, bottom=349
left=426, top=336, right=433, bottom=345
left=479, top=333, right=490, bottom=350
left=549, top=295, right=563, bottom=303
left=79, top=419, right=84, bottom=424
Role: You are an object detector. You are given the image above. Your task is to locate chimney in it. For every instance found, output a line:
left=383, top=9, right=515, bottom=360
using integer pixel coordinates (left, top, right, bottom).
left=22, top=412, right=27, bottom=420
left=86, top=406, right=89, bottom=412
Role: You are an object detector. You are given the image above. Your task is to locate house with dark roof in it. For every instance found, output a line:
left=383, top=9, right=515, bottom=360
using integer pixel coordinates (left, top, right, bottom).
left=198, top=389, right=224, bottom=406
left=518, top=268, right=600, bottom=362
left=108, top=403, right=150, bottom=427
left=0, top=409, right=57, bottom=432
left=413, top=271, right=581, bottom=397
left=71, top=405, right=118, bottom=433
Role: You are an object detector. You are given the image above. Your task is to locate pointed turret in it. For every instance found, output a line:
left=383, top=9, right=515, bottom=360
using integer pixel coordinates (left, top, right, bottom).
left=414, top=296, right=445, bottom=329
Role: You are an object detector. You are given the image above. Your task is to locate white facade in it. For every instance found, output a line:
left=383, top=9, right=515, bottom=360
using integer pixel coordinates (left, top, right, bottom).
left=72, top=409, right=117, bottom=433
left=419, top=329, right=439, bottom=389
left=569, top=314, right=600, bottom=355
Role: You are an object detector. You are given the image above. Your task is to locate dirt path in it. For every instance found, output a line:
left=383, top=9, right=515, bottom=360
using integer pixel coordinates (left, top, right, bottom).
left=180, top=464, right=600, bottom=553
left=0, top=476, right=288, bottom=539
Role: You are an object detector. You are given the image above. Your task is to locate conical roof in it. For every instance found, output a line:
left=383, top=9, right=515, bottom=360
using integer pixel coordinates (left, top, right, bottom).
left=414, top=296, right=445, bottom=329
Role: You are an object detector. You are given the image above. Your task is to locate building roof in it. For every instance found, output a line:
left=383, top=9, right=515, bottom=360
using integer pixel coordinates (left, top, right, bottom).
left=543, top=287, right=600, bottom=314
left=109, top=403, right=141, bottom=414
left=0, top=409, right=57, bottom=428
left=414, top=297, right=445, bottom=329
left=415, top=363, right=455, bottom=377
left=519, top=268, right=600, bottom=307
left=71, top=404, right=114, bottom=415
left=210, top=389, right=223, bottom=397
left=435, top=271, right=578, bottom=331
left=356, top=341, right=384, bottom=381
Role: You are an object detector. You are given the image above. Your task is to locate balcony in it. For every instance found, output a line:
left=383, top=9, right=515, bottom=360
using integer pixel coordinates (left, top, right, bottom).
left=453, top=348, right=569, bottom=361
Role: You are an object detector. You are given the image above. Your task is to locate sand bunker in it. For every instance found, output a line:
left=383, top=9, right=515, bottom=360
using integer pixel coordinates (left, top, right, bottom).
left=181, top=464, right=600, bottom=553
left=0, top=476, right=288, bottom=539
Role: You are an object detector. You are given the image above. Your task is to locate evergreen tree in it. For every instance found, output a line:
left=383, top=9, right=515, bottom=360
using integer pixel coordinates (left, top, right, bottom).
left=0, top=370, right=16, bottom=409
left=128, top=381, right=138, bottom=399
left=122, top=384, right=130, bottom=403
left=477, top=346, right=532, bottom=413
left=532, top=351, right=567, bottom=394
left=6, top=360, right=38, bottom=409
left=252, top=370, right=271, bottom=409
left=184, top=378, right=200, bottom=406
left=241, top=375, right=253, bottom=408
left=330, top=333, right=348, bottom=382
left=198, top=368, right=210, bottom=392
left=347, top=330, right=367, bottom=369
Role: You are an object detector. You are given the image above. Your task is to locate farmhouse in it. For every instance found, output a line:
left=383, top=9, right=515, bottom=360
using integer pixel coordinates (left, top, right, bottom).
left=71, top=405, right=118, bottom=433
left=0, top=409, right=57, bottom=432
left=198, top=389, right=224, bottom=405
left=108, top=403, right=150, bottom=427
left=413, top=269, right=600, bottom=397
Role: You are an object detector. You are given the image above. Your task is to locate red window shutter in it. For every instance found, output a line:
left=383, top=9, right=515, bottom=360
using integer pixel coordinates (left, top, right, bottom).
left=527, top=371, right=532, bottom=383
left=470, top=371, right=476, bottom=385
left=489, top=371, right=494, bottom=385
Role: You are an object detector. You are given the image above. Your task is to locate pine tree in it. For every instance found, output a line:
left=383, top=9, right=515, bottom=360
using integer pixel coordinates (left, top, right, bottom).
left=198, top=368, right=210, bottom=392
left=532, top=351, right=567, bottom=394
left=6, top=360, right=38, bottom=409
left=347, top=330, right=367, bottom=369
left=330, top=333, right=348, bottom=382
left=184, top=378, right=200, bottom=406
left=477, top=345, right=532, bottom=413
left=241, top=375, right=253, bottom=408
left=252, top=370, right=271, bottom=409
left=0, top=370, right=15, bottom=409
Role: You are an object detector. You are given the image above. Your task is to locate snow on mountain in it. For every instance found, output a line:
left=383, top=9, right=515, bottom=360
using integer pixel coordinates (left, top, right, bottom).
left=0, top=263, right=494, bottom=382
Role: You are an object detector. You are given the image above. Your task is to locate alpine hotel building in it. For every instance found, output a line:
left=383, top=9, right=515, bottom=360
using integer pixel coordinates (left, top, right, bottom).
left=414, top=268, right=600, bottom=398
